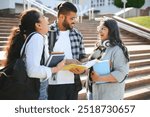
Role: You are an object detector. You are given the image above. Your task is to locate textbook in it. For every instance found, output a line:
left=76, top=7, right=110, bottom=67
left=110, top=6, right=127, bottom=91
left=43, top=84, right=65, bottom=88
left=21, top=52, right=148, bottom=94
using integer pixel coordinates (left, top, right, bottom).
left=63, top=59, right=98, bottom=71
left=46, top=52, right=65, bottom=67
left=93, top=60, right=110, bottom=84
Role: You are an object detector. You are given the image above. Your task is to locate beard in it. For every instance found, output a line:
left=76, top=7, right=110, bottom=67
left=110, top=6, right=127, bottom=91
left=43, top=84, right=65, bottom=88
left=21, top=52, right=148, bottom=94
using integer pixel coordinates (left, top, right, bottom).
left=62, top=18, right=73, bottom=30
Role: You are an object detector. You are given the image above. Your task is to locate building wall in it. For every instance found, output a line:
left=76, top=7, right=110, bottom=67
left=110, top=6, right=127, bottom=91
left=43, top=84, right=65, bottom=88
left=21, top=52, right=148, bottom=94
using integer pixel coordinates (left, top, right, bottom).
left=0, top=0, right=23, bottom=10
left=142, top=0, right=150, bottom=9
left=0, top=0, right=149, bottom=14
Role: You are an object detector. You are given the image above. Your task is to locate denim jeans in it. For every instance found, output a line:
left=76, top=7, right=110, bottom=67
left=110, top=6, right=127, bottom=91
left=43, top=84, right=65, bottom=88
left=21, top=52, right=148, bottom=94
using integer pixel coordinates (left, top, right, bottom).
left=87, top=91, right=93, bottom=100
left=38, top=79, right=48, bottom=100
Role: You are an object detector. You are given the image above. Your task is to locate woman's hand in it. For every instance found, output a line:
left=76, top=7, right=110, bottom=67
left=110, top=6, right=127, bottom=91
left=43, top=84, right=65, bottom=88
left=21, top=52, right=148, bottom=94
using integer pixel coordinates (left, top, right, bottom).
left=51, top=60, right=65, bottom=73
left=91, top=71, right=100, bottom=82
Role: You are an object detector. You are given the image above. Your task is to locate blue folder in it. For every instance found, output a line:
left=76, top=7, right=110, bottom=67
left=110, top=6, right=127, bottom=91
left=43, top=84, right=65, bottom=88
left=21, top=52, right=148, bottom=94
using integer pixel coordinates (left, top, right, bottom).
left=93, top=60, right=110, bottom=75
left=93, top=60, right=110, bottom=84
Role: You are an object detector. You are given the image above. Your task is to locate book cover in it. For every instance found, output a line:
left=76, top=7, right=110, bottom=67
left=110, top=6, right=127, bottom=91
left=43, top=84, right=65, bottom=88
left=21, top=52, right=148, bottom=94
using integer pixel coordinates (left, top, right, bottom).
left=63, top=59, right=98, bottom=71
left=46, top=52, right=65, bottom=67
left=93, top=60, right=110, bottom=75
left=93, top=60, right=110, bottom=84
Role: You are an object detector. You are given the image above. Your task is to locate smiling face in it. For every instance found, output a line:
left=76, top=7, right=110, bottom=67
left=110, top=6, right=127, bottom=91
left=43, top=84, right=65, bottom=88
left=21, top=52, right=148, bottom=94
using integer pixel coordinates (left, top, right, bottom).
left=35, top=15, right=49, bottom=35
left=58, top=11, right=77, bottom=30
left=98, top=25, right=109, bottom=41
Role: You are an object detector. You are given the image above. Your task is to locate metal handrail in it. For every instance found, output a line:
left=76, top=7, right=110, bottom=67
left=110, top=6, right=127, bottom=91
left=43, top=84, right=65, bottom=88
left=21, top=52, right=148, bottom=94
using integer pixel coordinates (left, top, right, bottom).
left=23, top=0, right=94, bottom=23
left=24, top=0, right=57, bottom=17
left=113, top=15, right=150, bottom=40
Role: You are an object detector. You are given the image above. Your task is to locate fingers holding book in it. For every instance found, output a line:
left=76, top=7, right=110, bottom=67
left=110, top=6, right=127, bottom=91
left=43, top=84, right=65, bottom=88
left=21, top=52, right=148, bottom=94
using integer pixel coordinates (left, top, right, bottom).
left=69, top=67, right=86, bottom=74
left=51, top=60, right=65, bottom=73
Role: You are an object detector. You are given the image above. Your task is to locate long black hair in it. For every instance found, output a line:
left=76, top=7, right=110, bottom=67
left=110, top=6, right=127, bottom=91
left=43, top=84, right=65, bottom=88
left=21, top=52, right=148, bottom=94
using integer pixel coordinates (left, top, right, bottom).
left=100, top=17, right=129, bottom=62
left=4, top=8, right=42, bottom=66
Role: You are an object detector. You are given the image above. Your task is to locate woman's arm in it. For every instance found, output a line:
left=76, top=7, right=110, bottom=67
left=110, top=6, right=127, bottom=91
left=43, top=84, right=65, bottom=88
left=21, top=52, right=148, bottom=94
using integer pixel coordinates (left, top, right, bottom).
left=91, top=71, right=117, bottom=83
left=90, top=46, right=129, bottom=83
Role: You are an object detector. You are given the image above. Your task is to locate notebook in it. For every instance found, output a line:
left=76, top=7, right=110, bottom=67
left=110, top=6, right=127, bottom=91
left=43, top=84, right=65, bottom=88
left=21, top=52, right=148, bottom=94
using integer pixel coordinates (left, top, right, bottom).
left=46, top=52, right=65, bottom=67
left=93, top=60, right=110, bottom=84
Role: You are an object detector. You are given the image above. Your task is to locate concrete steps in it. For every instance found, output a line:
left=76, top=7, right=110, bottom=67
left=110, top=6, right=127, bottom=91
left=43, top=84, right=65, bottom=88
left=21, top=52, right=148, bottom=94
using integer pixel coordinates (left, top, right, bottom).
left=129, top=66, right=150, bottom=77
left=129, top=59, right=150, bottom=68
left=125, top=75, right=150, bottom=90
left=124, top=85, right=150, bottom=100
left=130, top=53, right=150, bottom=60
left=78, top=74, right=150, bottom=100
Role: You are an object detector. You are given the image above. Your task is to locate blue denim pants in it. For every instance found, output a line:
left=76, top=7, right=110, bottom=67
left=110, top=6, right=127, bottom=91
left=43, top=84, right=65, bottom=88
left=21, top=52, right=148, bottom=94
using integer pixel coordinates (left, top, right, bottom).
left=38, top=79, right=48, bottom=100
left=87, top=91, right=93, bottom=100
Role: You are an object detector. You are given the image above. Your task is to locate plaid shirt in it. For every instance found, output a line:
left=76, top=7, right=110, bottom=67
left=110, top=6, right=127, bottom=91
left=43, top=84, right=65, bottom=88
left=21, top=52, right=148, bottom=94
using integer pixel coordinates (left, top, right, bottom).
left=49, top=21, right=86, bottom=60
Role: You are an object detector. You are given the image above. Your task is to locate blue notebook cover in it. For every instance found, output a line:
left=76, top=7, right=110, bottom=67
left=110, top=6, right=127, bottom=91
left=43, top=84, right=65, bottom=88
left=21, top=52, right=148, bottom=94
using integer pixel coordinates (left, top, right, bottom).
left=46, top=53, right=65, bottom=67
left=93, top=60, right=110, bottom=75
left=93, top=60, right=110, bottom=84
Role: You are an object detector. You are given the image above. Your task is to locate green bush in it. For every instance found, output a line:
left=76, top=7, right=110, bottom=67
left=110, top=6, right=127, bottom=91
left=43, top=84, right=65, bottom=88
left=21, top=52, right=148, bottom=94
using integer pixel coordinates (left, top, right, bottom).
left=114, top=0, right=145, bottom=8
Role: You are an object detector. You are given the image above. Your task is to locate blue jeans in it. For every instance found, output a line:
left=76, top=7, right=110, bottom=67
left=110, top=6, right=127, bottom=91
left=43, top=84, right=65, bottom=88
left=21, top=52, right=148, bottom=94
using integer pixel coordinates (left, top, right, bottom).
left=38, top=79, right=48, bottom=100
left=87, top=91, right=93, bottom=100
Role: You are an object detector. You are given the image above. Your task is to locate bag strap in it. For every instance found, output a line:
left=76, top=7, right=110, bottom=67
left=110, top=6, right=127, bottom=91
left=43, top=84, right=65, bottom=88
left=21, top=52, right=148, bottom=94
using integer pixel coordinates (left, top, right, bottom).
left=20, top=32, right=36, bottom=58
left=119, top=74, right=128, bottom=83
left=40, top=45, right=45, bottom=65
left=48, top=27, right=57, bottom=53
left=21, top=32, right=45, bottom=65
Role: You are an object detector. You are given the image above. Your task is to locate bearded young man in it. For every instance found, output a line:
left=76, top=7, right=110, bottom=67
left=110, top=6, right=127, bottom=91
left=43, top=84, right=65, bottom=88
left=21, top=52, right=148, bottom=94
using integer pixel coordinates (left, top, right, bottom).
left=47, top=2, right=86, bottom=100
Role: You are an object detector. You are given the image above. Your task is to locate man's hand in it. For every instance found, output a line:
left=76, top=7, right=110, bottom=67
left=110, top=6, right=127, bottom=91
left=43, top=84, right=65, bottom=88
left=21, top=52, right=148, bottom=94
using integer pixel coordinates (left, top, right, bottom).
left=69, top=68, right=85, bottom=74
left=65, top=59, right=81, bottom=65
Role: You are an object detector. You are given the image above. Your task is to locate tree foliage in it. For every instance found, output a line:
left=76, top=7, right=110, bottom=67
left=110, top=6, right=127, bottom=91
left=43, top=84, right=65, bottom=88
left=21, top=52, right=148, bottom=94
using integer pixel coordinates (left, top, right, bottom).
left=114, top=0, right=145, bottom=8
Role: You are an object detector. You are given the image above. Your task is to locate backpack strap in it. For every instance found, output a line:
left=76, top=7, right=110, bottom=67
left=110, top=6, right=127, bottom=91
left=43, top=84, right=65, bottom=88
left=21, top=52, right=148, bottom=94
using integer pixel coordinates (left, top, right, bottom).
left=47, top=27, right=57, bottom=53
left=21, top=32, right=45, bottom=65
left=21, top=32, right=36, bottom=58
left=40, top=45, right=45, bottom=65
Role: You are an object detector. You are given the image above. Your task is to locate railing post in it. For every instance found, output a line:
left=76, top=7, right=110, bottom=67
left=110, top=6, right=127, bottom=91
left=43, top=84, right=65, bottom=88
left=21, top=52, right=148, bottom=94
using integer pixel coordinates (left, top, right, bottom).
left=23, top=0, right=26, bottom=10
left=27, top=1, right=31, bottom=9
left=89, top=9, right=91, bottom=20
left=122, top=0, right=127, bottom=18
left=91, top=7, right=94, bottom=19
left=80, top=15, right=82, bottom=23
left=22, top=0, right=57, bottom=17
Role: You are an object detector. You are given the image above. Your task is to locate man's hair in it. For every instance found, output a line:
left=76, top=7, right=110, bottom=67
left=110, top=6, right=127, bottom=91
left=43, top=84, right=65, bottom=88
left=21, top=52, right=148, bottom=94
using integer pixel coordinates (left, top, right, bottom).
left=57, top=2, right=77, bottom=16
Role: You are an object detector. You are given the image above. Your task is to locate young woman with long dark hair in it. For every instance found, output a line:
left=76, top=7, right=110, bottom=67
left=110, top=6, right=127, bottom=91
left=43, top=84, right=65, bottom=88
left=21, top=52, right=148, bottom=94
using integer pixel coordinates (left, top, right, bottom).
left=3, top=8, right=65, bottom=99
left=88, top=17, right=129, bottom=100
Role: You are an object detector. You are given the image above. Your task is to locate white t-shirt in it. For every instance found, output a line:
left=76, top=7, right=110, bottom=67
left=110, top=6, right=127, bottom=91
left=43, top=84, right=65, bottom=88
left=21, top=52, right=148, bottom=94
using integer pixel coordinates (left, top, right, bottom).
left=49, top=30, right=74, bottom=85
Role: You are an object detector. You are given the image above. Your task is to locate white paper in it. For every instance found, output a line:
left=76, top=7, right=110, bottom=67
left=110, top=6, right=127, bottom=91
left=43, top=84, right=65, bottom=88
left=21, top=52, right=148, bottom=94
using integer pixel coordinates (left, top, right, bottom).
left=82, top=59, right=98, bottom=68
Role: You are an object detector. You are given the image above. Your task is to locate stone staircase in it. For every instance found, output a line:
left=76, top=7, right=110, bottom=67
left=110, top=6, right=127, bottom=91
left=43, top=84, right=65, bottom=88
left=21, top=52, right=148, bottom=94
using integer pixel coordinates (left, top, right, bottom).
left=0, top=16, right=150, bottom=100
